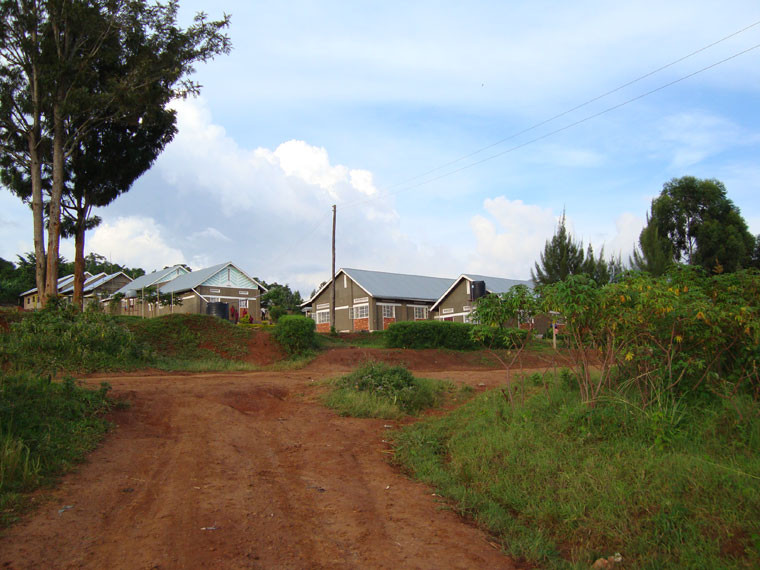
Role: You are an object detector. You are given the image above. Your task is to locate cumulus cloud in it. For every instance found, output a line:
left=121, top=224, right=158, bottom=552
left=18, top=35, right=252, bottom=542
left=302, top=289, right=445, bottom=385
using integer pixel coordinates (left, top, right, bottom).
left=469, top=197, right=645, bottom=279
left=469, top=197, right=558, bottom=279
left=87, top=217, right=186, bottom=272
left=97, top=98, right=423, bottom=294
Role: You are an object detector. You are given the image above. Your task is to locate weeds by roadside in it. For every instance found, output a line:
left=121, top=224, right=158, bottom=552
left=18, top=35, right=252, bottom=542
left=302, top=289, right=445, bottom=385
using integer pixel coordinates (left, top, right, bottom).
left=324, top=361, right=455, bottom=419
left=0, top=373, right=114, bottom=526
left=393, top=370, right=760, bottom=568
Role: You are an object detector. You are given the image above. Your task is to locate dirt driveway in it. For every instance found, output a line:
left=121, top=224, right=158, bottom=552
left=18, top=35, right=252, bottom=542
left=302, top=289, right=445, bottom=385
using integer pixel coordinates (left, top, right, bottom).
left=0, top=352, right=531, bottom=569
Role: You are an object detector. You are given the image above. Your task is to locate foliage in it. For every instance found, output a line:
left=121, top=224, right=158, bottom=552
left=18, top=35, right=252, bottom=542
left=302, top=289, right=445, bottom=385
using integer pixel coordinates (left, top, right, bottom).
left=641, top=176, right=755, bottom=273
left=0, top=255, right=34, bottom=305
left=532, top=211, right=620, bottom=286
left=631, top=214, right=673, bottom=276
left=0, top=300, right=150, bottom=375
left=0, top=372, right=113, bottom=523
left=0, top=0, right=231, bottom=303
left=271, top=315, right=316, bottom=355
left=394, top=376, right=760, bottom=568
left=542, top=268, right=760, bottom=406
left=469, top=326, right=528, bottom=349
left=261, top=283, right=304, bottom=317
left=531, top=211, right=585, bottom=286
left=385, top=320, right=477, bottom=350
left=325, top=362, right=452, bottom=418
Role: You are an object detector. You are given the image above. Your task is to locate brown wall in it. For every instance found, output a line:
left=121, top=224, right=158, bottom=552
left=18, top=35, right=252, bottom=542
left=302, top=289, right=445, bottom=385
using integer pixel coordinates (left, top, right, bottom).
left=309, top=273, right=436, bottom=332
left=433, top=279, right=473, bottom=323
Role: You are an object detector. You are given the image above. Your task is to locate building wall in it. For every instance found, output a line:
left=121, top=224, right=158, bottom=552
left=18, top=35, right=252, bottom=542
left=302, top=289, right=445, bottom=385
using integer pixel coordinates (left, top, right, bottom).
left=309, top=274, right=437, bottom=333
left=433, top=279, right=474, bottom=322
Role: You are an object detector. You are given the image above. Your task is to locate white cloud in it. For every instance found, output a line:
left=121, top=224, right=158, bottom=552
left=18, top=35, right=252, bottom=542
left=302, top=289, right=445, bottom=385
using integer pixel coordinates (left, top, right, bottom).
left=87, top=217, right=186, bottom=272
left=469, top=197, right=558, bottom=279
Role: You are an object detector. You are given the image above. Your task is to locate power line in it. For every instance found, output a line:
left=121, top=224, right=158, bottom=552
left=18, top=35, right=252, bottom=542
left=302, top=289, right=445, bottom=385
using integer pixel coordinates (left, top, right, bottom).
left=344, top=39, right=760, bottom=208
left=382, top=18, right=760, bottom=192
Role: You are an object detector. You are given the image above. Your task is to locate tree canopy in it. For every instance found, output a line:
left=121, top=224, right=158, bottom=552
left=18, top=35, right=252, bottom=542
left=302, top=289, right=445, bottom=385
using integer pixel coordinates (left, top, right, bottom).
left=0, top=0, right=231, bottom=305
left=634, top=176, right=755, bottom=274
left=532, top=212, right=620, bottom=286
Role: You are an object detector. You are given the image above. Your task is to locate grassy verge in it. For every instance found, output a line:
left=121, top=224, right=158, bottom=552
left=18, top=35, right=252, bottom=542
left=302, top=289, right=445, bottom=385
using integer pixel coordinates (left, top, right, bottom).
left=0, top=373, right=115, bottom=526
left=393, top=372, right=760, bottom=568
left=324, top=361, right=457, bottom=419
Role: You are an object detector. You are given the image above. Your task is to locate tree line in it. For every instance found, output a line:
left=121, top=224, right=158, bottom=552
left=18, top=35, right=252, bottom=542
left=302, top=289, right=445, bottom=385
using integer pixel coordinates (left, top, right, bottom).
left=532, top=175, right=760, bottom=285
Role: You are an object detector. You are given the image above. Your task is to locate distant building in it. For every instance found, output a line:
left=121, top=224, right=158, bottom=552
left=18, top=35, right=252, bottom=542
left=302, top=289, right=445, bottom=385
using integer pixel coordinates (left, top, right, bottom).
left=301, top=268, right=453, bottom=332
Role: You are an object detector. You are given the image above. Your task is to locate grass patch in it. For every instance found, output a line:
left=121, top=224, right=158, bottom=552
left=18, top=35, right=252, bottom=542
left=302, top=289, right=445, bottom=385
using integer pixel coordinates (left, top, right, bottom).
left=393, top=372, right=760, bottom=569
left=127, top=313, right=252, bottom=362
left=324, top=361, right=454, bottom=419
left=0, top=373, right=114, bottom=526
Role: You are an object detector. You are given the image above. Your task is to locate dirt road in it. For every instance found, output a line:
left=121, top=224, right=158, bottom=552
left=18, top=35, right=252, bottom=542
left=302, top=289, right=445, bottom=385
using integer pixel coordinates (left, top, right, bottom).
left=0, top=353, right=523, bottom=569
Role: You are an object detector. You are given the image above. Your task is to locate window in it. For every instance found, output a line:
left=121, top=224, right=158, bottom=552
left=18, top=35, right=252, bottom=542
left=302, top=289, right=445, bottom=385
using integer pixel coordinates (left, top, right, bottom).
left=209, top=296, right=220, bottom=303
left=382, top=305, right=394, bottom=318
left=442, top=308, right=454, bottom=314
left=343, top=274, right=347, bottom=288
left=350, top=304, right=368, bottom=319
left=240, top=300, right=248, bottom=309
left=413, top=306, right=428, bottom=320
left=210, top=288, right=221, bottom=293
left=316, top=311, right=330, bottom=324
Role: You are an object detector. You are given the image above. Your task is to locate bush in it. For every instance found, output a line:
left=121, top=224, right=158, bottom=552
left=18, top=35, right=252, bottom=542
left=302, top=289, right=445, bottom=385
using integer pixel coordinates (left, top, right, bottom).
left=325, top=361, right=451, bottom=418
left=271, top=315, right=316, bottom=355
left=0, top=302, right=150, bottom=375
left=470, top=325, right=528, bottom=349
left=385, top=320, right=477, bottom=349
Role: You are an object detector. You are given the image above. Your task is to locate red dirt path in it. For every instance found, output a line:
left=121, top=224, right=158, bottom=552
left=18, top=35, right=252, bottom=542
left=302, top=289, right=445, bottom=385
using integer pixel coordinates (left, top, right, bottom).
left=0, top=346, right=549, bottom=569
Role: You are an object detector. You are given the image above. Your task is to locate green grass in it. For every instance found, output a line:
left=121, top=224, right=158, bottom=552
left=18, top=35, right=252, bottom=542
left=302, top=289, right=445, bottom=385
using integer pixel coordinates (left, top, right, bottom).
left=324, top=361, right=455, bottom=419
left=393, top=372, right=760, bottom=569
left=0, top=373, right=114, bottom=526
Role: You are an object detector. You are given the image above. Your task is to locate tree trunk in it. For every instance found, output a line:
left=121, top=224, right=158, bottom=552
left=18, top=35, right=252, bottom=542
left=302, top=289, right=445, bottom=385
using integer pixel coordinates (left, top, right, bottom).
left=28, top=2, right=46, bottom=301
left=72, top=210, right=86, bottom=310
left=44, top=98, right=65, bottom=304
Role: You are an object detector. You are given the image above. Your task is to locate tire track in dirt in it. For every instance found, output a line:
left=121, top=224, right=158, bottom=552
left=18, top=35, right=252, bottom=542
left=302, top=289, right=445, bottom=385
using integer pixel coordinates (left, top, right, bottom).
left=0, top=370, right=517, bottom=569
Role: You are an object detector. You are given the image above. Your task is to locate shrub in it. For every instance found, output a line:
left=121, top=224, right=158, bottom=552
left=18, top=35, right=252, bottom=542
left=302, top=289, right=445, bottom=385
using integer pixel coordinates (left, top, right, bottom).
left=385, top=320, right=477, bottom=349
left=325, top=361, right=451, bottom=417
left=272, top=315, right=316, bottom=355
left=470, top=325, right=528, bottom=349
left=0, top=302, right=149, bottom=375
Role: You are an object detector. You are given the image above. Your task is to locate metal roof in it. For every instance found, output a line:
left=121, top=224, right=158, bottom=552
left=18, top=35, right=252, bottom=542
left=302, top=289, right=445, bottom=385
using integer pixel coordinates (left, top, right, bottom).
left=430, top=274, right=534, bottom=311
left=113, top=265, right=188, bottom=297
left=463, top=274, right=534, bottom=294
left=59, top=272, right=131, bottom=295
left=59, top=272, right=106, bottom=294
left=20, top=272, right=91, bottom=297
left=302, top=268, right=455, bottom=306
left=159, top=261, right=266, bottom=294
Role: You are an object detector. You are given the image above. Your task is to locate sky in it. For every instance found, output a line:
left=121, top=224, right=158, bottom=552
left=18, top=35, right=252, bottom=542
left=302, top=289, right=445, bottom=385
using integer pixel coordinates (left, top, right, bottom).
left=2, top=1, right=760, bottom=296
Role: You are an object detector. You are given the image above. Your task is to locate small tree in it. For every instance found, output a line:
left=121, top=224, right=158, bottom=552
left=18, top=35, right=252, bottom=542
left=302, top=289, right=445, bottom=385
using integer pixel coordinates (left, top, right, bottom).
left=531, top=211, right=585, bottom=286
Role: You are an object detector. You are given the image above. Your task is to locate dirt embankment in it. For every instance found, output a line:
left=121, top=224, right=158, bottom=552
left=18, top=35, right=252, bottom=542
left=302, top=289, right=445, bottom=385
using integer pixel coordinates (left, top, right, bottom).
left=0, top=354, right=534, bottom=569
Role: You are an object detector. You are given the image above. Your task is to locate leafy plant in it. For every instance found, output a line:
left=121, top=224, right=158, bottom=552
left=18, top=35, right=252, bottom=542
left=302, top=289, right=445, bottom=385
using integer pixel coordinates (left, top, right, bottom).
left=271, top=315, right=316, bottom=355
left=385, top=321, right=476, bottom=349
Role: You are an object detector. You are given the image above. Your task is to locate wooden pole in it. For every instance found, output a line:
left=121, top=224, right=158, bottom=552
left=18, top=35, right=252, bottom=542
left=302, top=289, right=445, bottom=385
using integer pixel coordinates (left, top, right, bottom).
left=331, top=204, right=336, bottom=332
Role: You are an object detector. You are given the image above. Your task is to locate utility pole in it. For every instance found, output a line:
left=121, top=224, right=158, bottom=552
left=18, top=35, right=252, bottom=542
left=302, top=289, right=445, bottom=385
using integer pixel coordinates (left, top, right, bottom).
left=331, top=204, right=336, bottom=332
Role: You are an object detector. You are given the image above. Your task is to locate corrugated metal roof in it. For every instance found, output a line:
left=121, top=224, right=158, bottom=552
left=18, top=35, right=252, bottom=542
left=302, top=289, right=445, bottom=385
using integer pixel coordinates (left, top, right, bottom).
left=463, top=274, right=534, bottom=294
left=158, top=262, right=229, bottom=294
left=20, top=272, right=90, bottom=297
left=59, top=272, right=131, bottom=294
left=113, top=265, right=188, bottom=297
left=430, top=274, right=535, bottom=311
left=59, top=272, right=106, bottom=294
left=159, top=262, right=266, bottom=294
left=343, top=268, right=454, bottom=302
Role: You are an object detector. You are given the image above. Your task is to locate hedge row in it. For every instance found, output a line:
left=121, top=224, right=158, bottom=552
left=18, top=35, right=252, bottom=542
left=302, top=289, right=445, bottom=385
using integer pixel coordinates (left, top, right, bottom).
left=385, top=321, right=477, bottom=349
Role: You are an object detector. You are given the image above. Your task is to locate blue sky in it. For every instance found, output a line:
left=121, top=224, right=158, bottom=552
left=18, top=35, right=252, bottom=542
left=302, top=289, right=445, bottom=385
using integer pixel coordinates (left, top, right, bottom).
left=2, top=1, right=759, bottom=295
